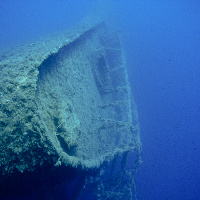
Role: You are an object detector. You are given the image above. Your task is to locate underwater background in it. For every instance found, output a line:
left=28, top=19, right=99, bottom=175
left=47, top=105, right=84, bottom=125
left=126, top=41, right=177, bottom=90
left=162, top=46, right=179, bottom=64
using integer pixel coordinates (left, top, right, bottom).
left=119, top=1, right=200, bottom=200
left=0, top=0, right=200, bottom=200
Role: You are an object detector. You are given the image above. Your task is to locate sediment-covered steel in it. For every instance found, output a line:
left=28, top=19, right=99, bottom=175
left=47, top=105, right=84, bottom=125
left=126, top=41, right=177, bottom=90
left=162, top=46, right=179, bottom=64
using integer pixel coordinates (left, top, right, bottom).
left=0, top=15, right=140, bottom=175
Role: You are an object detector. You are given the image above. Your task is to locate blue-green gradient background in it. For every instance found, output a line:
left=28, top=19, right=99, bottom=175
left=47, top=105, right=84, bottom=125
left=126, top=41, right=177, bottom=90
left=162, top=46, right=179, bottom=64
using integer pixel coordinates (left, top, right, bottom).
left=1, top=1, right=200, bottom=199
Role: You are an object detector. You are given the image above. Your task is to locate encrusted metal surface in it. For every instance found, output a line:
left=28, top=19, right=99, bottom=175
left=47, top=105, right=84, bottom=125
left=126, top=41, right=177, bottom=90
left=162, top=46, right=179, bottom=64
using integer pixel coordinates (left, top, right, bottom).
left=0, top=14, right=140, bottom=176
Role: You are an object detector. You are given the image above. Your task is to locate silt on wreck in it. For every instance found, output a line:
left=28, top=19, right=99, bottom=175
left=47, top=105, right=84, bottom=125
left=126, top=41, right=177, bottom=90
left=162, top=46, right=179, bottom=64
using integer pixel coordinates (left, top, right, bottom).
left=0, top=7, right=141, bottom=200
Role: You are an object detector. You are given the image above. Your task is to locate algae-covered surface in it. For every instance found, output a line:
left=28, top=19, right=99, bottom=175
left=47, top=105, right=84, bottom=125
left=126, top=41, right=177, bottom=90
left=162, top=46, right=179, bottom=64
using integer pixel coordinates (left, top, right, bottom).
left=0, top=13, right=140, bottom=176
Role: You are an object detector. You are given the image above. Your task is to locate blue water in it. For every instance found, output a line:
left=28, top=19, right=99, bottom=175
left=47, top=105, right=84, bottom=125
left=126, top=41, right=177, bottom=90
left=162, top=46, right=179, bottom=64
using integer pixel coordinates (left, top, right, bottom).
left=0, top=0, right=96, bottom=50
left=119, top=1, right=200, bottom=200
left=1, top=1, right=200, bottom=200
